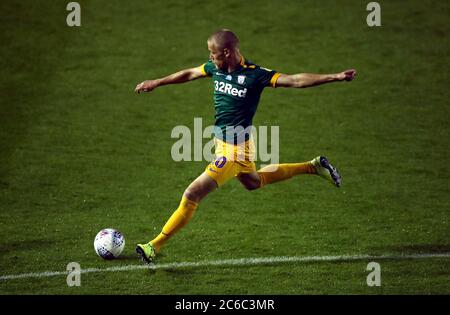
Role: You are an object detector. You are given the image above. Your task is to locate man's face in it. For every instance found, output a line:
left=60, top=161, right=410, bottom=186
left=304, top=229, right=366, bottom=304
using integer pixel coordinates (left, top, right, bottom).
left=207, top=40, right=227, bottom=70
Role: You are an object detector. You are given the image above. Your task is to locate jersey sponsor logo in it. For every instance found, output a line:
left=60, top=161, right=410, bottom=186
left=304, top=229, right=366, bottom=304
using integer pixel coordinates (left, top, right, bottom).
left=214, top=80, right=247, bottom=98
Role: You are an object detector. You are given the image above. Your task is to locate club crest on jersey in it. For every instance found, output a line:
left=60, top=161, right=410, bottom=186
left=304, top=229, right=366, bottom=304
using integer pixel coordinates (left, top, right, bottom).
left=237, top=75, right=246, bottom=84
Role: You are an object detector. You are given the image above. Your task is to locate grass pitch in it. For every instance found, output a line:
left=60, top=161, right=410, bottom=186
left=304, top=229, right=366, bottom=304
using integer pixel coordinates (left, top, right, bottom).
left=0, top=0, right=449, bottom=294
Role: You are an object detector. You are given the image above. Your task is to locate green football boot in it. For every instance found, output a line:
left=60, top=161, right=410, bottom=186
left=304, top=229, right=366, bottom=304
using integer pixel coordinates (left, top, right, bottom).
left=311, top=156, right=342, bottom=187
left=136, top=242, right=156, bottom=264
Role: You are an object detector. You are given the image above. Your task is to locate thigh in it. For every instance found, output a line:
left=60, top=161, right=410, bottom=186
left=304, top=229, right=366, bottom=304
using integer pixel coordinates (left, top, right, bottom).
left=204, top=156, right=237, bottom=187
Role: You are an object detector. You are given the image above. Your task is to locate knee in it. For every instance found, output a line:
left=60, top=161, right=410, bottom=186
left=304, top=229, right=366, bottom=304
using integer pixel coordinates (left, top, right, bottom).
left=183, top=187, right=200, bottom=203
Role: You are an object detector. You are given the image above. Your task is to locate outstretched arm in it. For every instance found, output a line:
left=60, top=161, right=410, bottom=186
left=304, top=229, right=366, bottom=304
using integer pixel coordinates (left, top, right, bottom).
left=135, top=65, right=205, bottom=93
left=275, top=69, right=356, bottom=88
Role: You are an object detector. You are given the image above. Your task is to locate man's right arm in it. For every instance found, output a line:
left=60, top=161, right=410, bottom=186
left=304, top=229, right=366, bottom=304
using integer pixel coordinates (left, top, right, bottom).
left=135, top=65, right=205, bottom=93
left=275, top=69, right=356, bottom=88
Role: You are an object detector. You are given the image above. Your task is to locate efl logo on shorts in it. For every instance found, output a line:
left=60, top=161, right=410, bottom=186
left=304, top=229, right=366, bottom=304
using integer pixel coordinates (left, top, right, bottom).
left=214, top=81, right=247, bottom=98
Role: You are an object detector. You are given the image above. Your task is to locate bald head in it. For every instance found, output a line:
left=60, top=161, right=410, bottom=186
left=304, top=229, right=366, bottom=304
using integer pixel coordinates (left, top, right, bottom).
left=208, top=29, right=240, bottom=51
left=207, top=29, right=242, bottom=72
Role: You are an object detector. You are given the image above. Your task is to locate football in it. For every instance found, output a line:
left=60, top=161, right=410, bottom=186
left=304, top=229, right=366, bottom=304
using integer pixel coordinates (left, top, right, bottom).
left=94, top=228, right=125, bottom=260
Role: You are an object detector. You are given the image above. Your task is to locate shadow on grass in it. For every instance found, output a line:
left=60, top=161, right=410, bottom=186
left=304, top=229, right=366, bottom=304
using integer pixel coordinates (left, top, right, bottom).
left=115, top=254, right=143, bottom=262
left=116, top=252, right=166, bottom=263
left=0, top=239, right=56, bottom=255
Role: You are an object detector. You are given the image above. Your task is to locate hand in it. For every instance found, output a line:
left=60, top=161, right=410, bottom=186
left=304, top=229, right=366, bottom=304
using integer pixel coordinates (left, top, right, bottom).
left=338, top=69, right=357, bottom=82
left=135, top=80, right=159, bottom=93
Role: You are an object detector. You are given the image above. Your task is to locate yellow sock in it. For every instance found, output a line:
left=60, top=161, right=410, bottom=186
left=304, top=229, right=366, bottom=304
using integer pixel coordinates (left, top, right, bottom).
left=257, top=162, right=316, bottom=187
left=150, top=196, right=198, bottom=252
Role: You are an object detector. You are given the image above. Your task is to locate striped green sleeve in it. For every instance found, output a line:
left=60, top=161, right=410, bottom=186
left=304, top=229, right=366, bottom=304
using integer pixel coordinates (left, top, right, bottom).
left=255, top=66, right=280, bottom=88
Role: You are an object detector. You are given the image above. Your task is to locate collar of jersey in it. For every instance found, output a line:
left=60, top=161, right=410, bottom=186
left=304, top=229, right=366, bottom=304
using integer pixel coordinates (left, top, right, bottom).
left=216, top=56, right=247, bottom=75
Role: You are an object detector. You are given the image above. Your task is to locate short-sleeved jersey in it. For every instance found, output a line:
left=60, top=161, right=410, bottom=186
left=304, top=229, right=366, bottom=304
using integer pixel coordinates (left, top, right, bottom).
left=201, top=57, right=280, bottom=144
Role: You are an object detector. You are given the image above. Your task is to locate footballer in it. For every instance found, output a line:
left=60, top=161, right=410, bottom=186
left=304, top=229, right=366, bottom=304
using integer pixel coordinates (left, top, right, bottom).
left=134, top=29, right=356, bottom=263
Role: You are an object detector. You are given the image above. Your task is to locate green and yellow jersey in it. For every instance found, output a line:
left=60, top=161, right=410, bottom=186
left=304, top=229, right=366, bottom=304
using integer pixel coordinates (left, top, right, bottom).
left=201, top=57, right=280, bottom=144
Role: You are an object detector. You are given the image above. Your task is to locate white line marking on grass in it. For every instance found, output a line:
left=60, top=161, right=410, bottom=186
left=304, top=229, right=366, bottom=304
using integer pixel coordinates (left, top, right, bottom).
left=1, top=253, right=449, bottom=281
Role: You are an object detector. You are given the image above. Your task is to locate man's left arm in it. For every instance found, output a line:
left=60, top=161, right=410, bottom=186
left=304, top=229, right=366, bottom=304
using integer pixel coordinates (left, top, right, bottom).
left=275, top=69, right=356, bottom=88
